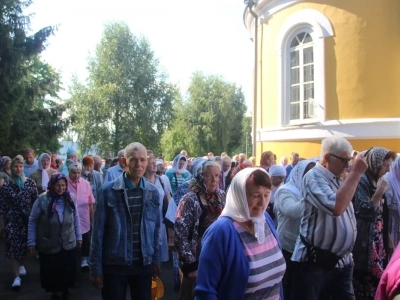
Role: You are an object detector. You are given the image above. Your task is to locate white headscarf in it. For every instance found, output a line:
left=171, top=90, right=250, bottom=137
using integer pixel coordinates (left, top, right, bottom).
left=169, top=154, right=188, bottom=174
left=385, top=156, right=400, bottom=217
left=220, top=167, right=270, bottom=244
left=38, top=153, right=51, bottom=190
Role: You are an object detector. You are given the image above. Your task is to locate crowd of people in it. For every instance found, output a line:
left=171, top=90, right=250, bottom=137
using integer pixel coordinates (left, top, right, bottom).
left=0, top=138, right=399, bottom=300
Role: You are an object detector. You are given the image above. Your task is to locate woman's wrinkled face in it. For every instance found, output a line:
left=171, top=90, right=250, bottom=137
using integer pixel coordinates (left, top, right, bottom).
left=178, top=158, right=186, bottom=170
left=146, top=159, right=157, bottom=173
left=378, top=158, right=393, bottom=178
left=41, top=157, right=50, bottom=169
left=222, top=160, right=231, bottom=172
left=246, top=179, right=271, bottom=217
left=203, top=166, right=220, bottom=193
left=83, top=164, right=93, bottom=173
left=12, top=162, right=24, bottom=177
left=69, top=169, right=81, bottom=182
left=53, top=179, right=67, bottom=195
left=186, top=160, right=192, bottom=171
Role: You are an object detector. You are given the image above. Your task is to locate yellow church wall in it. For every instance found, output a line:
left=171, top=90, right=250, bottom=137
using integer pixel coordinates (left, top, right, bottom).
left=259, top=139, right=400, bottom=162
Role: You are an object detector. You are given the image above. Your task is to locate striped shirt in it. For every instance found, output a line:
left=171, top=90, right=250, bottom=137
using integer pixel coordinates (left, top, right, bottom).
left=291, top=162, right=357, bottom=267
left=234, top=222, right=286, bottom=300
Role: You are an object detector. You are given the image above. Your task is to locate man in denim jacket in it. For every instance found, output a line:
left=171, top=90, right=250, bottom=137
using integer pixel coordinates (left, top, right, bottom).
left=89, top=142, right=161, bottom=300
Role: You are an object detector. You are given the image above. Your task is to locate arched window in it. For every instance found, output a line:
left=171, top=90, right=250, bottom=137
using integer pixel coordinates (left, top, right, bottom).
left=289, top=31, right=314, bottom=121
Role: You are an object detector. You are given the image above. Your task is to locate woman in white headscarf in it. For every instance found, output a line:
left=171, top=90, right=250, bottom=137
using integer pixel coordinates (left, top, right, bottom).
left=195, top=168, right=285, bottom=300
left=385, top=156, right=400, bottom=248
left=165, top=154, right=190, bottom=195
left=274, top=159, right=316, bottom=300
left=29, top=153, right=58, bottom=195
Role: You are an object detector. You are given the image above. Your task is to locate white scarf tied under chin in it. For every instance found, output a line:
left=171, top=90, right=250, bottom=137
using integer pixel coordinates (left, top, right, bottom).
left=38, top=153, right=51, bottom=191
left=220, top=167, right=270, bottom=244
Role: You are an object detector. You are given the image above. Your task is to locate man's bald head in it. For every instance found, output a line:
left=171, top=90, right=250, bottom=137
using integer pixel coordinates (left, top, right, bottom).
left=124, top=143, right=147, bottom=159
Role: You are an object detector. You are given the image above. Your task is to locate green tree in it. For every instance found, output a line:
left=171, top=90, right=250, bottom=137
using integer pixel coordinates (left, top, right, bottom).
left=161, top=72, right=247, bottom=160
left=230, top=115, right=253, bottom=157
left=0, top=0, right=67, bottom=156
left=69, top=22, right=176, bottom=156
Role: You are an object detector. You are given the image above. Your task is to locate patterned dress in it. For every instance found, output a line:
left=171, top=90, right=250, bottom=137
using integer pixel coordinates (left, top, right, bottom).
left=0, top=178, right=38, bottom=260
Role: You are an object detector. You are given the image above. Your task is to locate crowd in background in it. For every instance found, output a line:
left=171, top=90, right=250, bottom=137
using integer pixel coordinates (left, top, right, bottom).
left=0, top=139, right=399, bottom=300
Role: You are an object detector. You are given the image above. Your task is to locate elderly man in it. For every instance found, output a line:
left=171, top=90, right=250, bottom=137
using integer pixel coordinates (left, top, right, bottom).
left=291, top=137, right=367, bottom=300
left=284, top=152, right=300, bottom=183
left=23, top=148, right=38, bottom=177
left=89, top=143, right=160, bottom=300
left=103, top=150, right=124, bottom=183
left=218, top=156, right=232, bottom=192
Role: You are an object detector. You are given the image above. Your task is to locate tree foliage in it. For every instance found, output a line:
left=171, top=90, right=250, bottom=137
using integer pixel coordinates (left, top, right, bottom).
left=0, top=0, right=67, bottom=156
left=69, top=22, right=177, bottom=156
left=161, top=72, right=247, bottom=160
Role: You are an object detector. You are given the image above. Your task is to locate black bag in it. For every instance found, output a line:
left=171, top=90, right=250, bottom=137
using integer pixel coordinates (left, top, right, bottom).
left=300, top=235, right=344, bottom=270
left=158, top=176, right=170, bottom=218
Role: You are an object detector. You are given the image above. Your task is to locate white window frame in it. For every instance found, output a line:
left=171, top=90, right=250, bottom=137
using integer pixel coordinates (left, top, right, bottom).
left=275, top=9, right=334, bottom=126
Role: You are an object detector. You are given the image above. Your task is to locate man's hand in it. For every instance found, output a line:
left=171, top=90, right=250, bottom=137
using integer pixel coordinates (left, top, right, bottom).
left=351, top=153, right=368, bottom=175
left=188, top=270, right=197, bottom=279
left=76, top=240, right=82, bottom=249
left=90, top=275, right=103, bottom=290
left=152, top=264, right=161, bottom=278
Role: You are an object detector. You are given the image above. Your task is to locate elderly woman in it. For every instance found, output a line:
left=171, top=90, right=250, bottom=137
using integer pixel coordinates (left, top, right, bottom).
left=81, top=156, right=103, bottom=201
left=59, top=146, right=78, bottom=175
left=144, top=155, right=171, bottom=264
left=260, top=151, right=275, bottom=172
left=0, top=156, right=12, bottom=187
left=385, top=156, right=400, bottom=248
left=195, top=168, right=285, bottom=299
left=353, top=147, right=397, bottom=299
left=66, top=160, right=95, bottom=270
left=28, top=174, right=82, bottom=300
left=0, top=156, right=38, bottom=289
left=165, top=154, right=190, bottom=195
left=29, top=153, right=58, bottom=195
left=218, top=156, right=232, bottom=192
left=175, top=161, right=226, bottom=300
left=274, top=159, right=316, bottom=299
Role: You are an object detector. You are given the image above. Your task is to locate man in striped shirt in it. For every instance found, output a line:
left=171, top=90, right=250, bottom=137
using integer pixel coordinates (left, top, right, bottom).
left=291, top=137, right=367, bottom=300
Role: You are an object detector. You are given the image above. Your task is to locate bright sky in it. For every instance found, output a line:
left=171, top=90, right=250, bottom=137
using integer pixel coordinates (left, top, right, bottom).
left=28, top=0, right=254, bottom=110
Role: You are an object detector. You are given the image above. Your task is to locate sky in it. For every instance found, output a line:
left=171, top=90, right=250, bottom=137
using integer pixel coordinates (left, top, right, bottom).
left=27, top=0, right=254, bottom=110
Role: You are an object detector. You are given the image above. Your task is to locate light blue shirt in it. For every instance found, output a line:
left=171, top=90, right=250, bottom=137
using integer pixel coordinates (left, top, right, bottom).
left=104, top=164, right=124, bottom=183
left=23, top=160, right=38, bottom=177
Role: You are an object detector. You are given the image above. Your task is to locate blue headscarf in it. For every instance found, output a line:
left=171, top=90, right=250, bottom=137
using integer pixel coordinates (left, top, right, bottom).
left=10, top=157, right=25, bottom=189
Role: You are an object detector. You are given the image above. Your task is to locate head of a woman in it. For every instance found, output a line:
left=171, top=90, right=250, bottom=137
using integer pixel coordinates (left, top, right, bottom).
left=146, top=155, right=157, bottom=175
left=39, top=153, right=51, bottom=170
left=246, top=170, right=272, bottom=217
left=260, top=151, right=274, bottom=168
left=11, top=156, right=24, bottom=177
left=171, top=154, right=187, bottom=174
left=82, top=156, right=94, bottom=173
left=67, top=160, right=82, bottom=183
left=0, top=156, right=11, bottom=171
left=48, top=174, right=68, bottom=196
left=365, top=147, right=397, bottom=181
left=200, top=161, right=221, bottom=193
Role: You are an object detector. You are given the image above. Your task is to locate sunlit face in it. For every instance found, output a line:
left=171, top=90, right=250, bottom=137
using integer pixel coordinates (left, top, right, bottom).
left=25, top=152, right=35, bottom=165
left=378, top=158, right=393, bottom=178
left=69, top=169, right=81, bottom=182
left=239, top=155, right=246, bottom=164
left=246, top=179, right=271, bottom=217
left=203, top=166, right=220, bottom=193
left=178, top=158, right=186, bottom=170
left=53, top=179, right=67, bottom=195
left=41, top=158, right=50, bottom=169
left=146, top=159, right=157, bottom=173
left=124, top=149, right=148, bottom=180
left=222, top=160, right=231, bottom=172
left=12, top=162, right=24, bottom=177
left=327, top=151, right=351, bottom=177
left=186, top=160, right=192, bottom=171
left=51, top=153, right=57, bottom=162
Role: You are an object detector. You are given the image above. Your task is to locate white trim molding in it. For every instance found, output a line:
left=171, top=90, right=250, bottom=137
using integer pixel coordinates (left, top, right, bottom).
left=276, top=9, right=334, bottom=126
left=257, top=118, right=400, bottom=142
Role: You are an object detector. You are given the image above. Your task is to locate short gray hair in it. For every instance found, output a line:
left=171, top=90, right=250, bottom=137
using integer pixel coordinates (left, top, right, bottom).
left=320, top=137, right=353, bottom=158
left=201, top=160, right=221, bottom=173
left=124, top=143, right=146, bottom=158
left=221, top=156, right=231, bottom=165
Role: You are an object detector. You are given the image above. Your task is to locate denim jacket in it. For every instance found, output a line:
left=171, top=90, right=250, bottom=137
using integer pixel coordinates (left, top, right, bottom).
left=89, top=173, right=160, bottom=276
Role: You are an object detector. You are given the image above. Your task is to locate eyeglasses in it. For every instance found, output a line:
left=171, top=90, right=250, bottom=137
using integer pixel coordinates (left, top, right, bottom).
left=330, top=153, right=351, bottom=164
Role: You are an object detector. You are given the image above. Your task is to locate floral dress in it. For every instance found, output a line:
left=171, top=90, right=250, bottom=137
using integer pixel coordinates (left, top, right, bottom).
left=0, top=178, right=38, bottom=260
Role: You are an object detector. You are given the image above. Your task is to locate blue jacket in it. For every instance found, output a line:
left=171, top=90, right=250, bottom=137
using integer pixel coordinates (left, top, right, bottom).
left=89, top=173, right=160, bottom=276
left=195, top=213, right=283, bottom=300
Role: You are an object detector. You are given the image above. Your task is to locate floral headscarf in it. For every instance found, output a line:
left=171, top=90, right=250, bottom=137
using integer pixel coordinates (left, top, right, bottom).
left=46, top=173, right=75, bottom=220
left=189, top=164, right=224, bottom=214
left=67, top=159, right=82, bottom=171
left=0, top=156, right=11, bottom=172
left=364, top=147, right=390, bottom=181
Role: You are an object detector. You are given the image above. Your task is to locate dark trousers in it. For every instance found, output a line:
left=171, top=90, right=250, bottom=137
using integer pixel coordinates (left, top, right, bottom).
left=282, top=249, right=298, bottom=300
left=102, top=265, right=152, bottom=300
left=81, top=229, right=91, bottom=257
left=291, top=262, right=355, bottom=300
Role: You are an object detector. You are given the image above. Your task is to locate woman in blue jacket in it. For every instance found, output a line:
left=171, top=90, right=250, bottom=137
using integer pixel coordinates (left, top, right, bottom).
left=195, top=167, right=285, bottom=300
